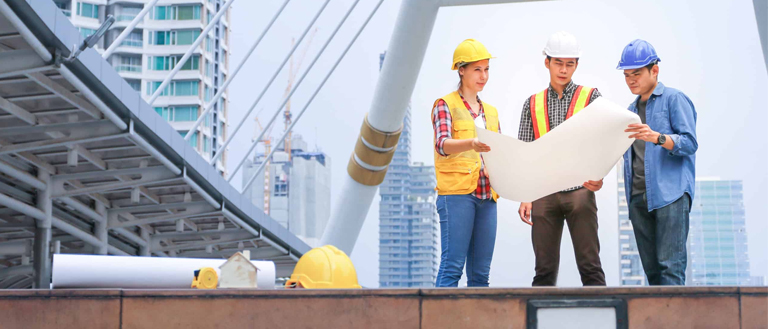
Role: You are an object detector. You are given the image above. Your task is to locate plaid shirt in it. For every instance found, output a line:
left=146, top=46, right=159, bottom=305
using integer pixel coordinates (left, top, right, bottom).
left=518, top=80, right=601, bottom=192
left=433, top=94, right=500, bottom=200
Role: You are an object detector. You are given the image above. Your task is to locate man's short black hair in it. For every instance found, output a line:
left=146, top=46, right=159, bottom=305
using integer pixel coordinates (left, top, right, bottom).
left=546, top=55, right=579, bottom=63
left=644, top=61, right=657, bottom=72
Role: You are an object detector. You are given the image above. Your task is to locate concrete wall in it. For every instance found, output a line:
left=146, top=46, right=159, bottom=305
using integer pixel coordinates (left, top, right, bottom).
left=1, top=287, right=765, bottom=328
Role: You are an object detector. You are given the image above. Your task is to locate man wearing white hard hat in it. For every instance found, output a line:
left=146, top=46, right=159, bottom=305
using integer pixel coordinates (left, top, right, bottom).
left=516, top=31, right=606, bottom=286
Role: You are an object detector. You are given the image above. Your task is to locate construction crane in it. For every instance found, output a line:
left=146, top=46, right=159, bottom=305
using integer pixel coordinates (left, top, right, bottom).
left=253, top=29, right=318, bottom=215
left=253, top=115, right=273, bottom=215
left=284, top=28, right=318, bottom=161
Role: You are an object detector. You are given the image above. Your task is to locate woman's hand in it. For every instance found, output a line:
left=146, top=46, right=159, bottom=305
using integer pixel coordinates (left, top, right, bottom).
left=471, top=138, right=491, bottom=153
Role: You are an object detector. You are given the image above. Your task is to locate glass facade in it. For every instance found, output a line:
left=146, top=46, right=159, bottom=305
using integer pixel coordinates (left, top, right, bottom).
left=617, top=171, right=755, bottom=286
left=378, top=53, right=439, bottom=288
left=687, top=179, right=752, bottom=286
left=617, top=164, right=645, bottom=286
left=56, top=0, right=231, bottom=174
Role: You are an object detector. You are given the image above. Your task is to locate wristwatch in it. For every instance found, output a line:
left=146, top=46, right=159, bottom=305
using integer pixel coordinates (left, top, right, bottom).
left=655, top=134, right=666, bottom=146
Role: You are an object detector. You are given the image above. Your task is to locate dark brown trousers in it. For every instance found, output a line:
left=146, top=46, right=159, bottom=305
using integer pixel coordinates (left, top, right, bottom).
left=531, top=188, right=606, bottom=286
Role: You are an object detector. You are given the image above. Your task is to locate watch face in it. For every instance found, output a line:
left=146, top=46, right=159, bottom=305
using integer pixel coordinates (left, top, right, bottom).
left=658, top=134, right=666, bottom=145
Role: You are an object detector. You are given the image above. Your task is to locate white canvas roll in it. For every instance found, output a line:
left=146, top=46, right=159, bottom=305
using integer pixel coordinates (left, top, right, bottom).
left=51, top=254, right=276, bottom=289
left=477, top=97, right=641, bottom=202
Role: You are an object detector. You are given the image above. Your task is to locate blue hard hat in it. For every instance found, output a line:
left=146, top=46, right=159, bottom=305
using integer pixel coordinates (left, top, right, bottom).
left=616, top=39, right=660, bottom=70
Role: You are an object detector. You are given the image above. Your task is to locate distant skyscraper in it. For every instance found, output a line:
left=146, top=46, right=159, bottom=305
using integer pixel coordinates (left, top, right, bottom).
left=243, top=135, right=331, bottom=247
left=378, top=53, right=439, bottom=288
left=618, top=170, right=755, bottom=286
left=54, top=0, right=230, bottom=174
left=687, top=178, right=752, bottom=286
left=617, top=164, right=646, bottom=286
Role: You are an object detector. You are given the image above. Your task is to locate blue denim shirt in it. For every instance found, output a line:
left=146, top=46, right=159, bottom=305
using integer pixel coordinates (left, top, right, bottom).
left=623, top=82, right=698, bottom=211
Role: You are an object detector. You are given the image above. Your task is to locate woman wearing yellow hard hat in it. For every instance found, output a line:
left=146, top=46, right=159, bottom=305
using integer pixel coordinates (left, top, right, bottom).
left=431, top=39, right=501, bottom=287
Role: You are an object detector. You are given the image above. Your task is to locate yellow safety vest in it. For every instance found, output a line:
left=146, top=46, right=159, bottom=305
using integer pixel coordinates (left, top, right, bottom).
left=432, top=91, right=499, bottom=201
left=530, top=85, right=595, bottom=139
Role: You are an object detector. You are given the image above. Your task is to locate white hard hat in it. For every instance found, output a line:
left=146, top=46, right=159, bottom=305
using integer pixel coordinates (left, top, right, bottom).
left=542, top=31, right=581, bottom=58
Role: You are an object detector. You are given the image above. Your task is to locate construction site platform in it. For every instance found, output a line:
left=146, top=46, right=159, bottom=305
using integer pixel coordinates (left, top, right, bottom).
left=0, top=286, right=766, bottom=328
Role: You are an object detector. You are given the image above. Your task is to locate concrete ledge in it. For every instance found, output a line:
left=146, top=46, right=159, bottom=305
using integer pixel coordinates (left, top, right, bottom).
left=0, top=287, right=765, bottom=329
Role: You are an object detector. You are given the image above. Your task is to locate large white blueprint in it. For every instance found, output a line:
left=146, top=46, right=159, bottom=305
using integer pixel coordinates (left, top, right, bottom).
left=476, top=97, right=641, bottom=202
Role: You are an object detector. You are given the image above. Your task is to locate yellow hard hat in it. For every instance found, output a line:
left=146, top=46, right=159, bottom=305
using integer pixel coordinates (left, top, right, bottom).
left=452, top=39, right=493, bottom=70
left=285, top=245, right=362, bottom=289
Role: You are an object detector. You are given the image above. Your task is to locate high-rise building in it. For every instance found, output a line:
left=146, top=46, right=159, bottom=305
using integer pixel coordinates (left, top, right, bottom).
left=378, top=53, right=439, bottom=288
left=687, top=178, right=752, bottom=286
left=243, top=135, right=331, bottom=248
left=617, top=164, right=645, bottom=286
left=618, top=170, right=755, bottom=286
left=54, top=0, right=229, bottom=174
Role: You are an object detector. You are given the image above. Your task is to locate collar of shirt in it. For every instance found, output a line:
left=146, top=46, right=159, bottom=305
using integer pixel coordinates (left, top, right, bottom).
left=548, top=80, right=577, bottom=98
left=457, top=92, right=485, bottom=119
left=632, top=82, right=666, bottom=106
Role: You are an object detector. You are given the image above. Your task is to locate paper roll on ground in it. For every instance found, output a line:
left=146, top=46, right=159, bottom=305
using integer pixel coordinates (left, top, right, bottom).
left=477, top=97, right=641, bottom=202
left=51, top=254, right=276, bottom=289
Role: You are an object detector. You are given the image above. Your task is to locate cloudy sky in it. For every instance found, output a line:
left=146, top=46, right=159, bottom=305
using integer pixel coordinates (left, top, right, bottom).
left=227, top=0, right=768, bottom=287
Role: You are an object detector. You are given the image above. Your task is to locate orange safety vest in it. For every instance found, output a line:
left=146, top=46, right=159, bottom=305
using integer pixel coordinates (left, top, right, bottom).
left=432, top=91, right=499, bottom=201
left=530, top=85, right=595, bottom=139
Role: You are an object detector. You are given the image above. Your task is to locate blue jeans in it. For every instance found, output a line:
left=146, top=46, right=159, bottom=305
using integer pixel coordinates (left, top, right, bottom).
left=435, top=194, right=497, bottom=287
left=629, top=192, right=690, bottom=285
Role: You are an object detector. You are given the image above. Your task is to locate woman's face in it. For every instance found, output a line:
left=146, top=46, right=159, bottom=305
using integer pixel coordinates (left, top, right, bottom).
left=459, top=59, right=489, bottom=93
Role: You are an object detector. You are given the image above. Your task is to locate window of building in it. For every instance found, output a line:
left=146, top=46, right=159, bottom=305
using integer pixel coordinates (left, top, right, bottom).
left=180, top=131, right=198, bottom=148
left=177, top=5, right=201, bottom=20
left=149, top=30, right=201, bottom=46
left=146, top=80, right=199, bottom=97
left=205, top=36, right=213, bottom=53
left=78, top=28, right=96, bottom=39
left=153, top=5, right=201, bottom=20
left=125, top=79, right=141, bottom=92
left=76, top=2, right=98, bottom=19
left=274, top=182, right=288, bottom=197
left=203, top=136, right=211, bottom=153
left=155, top=106, right=198, bottom=122
left=116, top=5, right=142, bottom=21
left=148, top=55, right=200, bottom=71
left=176, top=30, right=200, bottom=45
left=116, top=55, right=142, bottom=73
left=119, top=30, right=143, bottom=47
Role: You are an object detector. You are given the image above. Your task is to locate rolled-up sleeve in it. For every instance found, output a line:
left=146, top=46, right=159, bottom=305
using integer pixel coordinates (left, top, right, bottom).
left=667, top=93, right=698, bottom=156
left=432, top=100, right=452, bottom=157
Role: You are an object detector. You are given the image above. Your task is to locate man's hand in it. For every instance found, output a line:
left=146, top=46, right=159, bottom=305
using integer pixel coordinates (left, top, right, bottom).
left=471, top=138, right=491, bottom=153
left=583, top=179, right=603, bottom=192
left=518, top=202, right=532, bottom=226
left=625, top=123, right=660, bottom=143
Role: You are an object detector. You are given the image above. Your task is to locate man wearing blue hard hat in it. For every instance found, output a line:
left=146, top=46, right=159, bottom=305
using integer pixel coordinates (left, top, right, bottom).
left=618, top=39, right=698, bottom=286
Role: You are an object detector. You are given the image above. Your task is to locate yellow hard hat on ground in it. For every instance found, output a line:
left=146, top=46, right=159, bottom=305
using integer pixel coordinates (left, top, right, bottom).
left=452, top=39, right=493, bottom=70
left=285, top=245, right=362, bottom=289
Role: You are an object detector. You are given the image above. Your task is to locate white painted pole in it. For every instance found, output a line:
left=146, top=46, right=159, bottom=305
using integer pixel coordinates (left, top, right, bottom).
left=320, top=0, right=441, bottom=254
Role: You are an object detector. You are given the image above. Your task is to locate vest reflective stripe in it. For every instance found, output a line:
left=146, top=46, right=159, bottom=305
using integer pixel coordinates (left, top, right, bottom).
left=566, top=86, right=594, bottom=118
left=433, top=91, right=500, bottom=200
left=530, top=91, right=549, bottom=139
left=530, top=85, right=594, bottom=139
